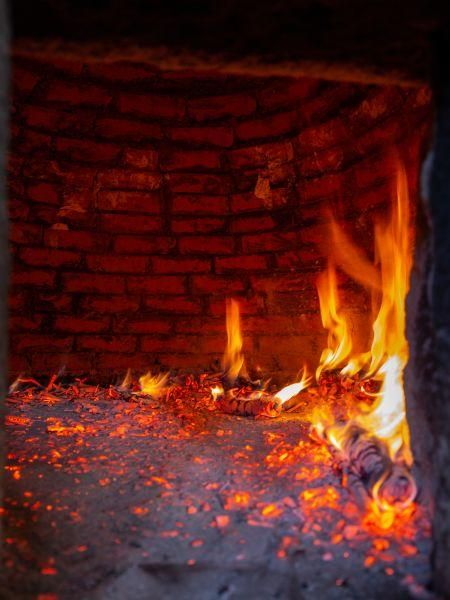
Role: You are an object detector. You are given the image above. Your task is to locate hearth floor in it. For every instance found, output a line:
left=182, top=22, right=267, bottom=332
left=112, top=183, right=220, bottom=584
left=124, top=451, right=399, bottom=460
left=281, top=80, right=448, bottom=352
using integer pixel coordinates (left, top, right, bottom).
left=3, top=378, right=433, bottom=600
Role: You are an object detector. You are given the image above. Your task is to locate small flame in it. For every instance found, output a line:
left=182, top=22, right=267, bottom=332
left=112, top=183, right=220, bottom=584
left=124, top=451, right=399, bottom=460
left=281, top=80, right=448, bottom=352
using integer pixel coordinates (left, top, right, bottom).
left=275, top=368, right=312, bottom=405
left=211, top=386, right=223, bottom=401
left=139, top=371, right=169, bottom=397
left=119, top=368, right=132, bottom=390
left=315, top=263, right=353, bottom=379
left=222, top=299, right=246, bottom=383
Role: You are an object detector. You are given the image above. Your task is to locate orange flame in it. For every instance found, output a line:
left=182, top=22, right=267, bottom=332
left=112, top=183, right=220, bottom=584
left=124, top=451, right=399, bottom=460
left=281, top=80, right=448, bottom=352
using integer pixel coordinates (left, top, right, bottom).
left=139, top=371, right=169, bottom=397
left=315, top=263, right=354, bottom=379
left=318, top=162, right=413, bottom=467
left=275, top=367, right=312, bottom=405
left=222, top=299, right=246, bottom=382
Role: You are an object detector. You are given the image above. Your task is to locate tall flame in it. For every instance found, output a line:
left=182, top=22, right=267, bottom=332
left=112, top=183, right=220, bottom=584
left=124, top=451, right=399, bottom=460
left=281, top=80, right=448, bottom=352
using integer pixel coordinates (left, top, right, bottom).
left=315, top=263, right=353, bottom=380
left=321, top=163, right=413, bottom=465
left=222, top=299, right=246, bottom=383
left=354, top=165, right=412, bottom=464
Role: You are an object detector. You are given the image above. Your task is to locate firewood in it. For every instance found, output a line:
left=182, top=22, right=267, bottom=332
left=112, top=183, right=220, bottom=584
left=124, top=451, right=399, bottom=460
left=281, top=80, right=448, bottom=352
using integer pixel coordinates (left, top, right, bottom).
left=214, top=389, right=282, bottom=418
left=319, top=423, right=417, bottom=509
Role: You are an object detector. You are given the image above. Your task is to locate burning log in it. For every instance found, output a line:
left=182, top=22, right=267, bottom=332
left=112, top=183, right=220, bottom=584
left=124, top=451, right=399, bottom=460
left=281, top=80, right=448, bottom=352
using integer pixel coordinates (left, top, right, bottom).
left=213, top=388, right=282, bottom=418
left=315, top=423, right=417, bottom=512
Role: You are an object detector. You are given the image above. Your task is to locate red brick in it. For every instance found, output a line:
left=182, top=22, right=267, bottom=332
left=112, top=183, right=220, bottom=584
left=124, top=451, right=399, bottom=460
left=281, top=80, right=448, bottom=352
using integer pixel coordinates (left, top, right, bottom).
left=13, top=334, right=73, bottom=352
left=300, top=224, right=329, bottom=245
left=258, top=335, right=320, bottom=358
left=152, top=257, right=211, bottom=274
left=161, top=150, right=221, bottom=171
left=250, top=273, right=316, bottom=294
left=44, top=229, right=110, bottom=252
left=230, top=189, right=289, bottom=213
left=8, top=289, right=27, bottom=312
left=97, top=170, right=162, bottom=191
left=79, top=296, right=139, bottom=315
left=35, top=292, right=73, bottom=313
left=171, top=218, right=225, bottom=234
left=200, top=336, right=231, bottom=354
left=230, top=215, right=276, bottom=233
left=54, top=315, right=110, bottom=333
left=127, top=276, right=186, bottom=295
left=19, top=247, right=81, bottom=268
left=215, top=255, right=268, bottom=272
left=76, top=335, right=136, bottom=352
left=143, top=296, right=202, bottom=314
left=21, top=130, right=52, bottom=152
left=97, top=191, right=161, bottom=214
left=236, top=111, right=298, bottom=142
left=25, top=160, right=97, bottom=187
left=95, top=118, right=163, bottom=141
left=174, top=318, right=224, bottom=334
left=21, top=105, right=60, bottom=129
left=167, top=173, right=230, bottom=194
left=8, top=200, right=29, bottom=220
left=87, top=254, right=148, bottom=273
left=118, top=93, right=185, bottom=119
left=258, top=79, right=319, bottom=109
left=191, top=275, right=246, bottom=294
left=44, top=58, right=83, bottom=76
left=115, top=319, right=172, bottom=334
left=99, top=213, right=163, bottom=233
left=44, top=81, right=111, bottom=106
left=13, top=66, right=40, bottom=93
left=10, top=223, right=43, bottom=245
left=299, top=173, right=344, bottom=204
left=299, top=148, right=345, bottom=177
left=88, top=62, right=156, bottom=82
left=123, top=148, right=159, bottom=169
left=140, top=336, right=192, bottom=353
left=172, top=194, right=228, bottom=215
left=276, top=248, right=319, bottom=269
left=179, top=236, right=234, bottom=255
left=56, top=138, right=120, bottom=163
left=298, top=117, right=349, bottom=153
left=242, top=316, right=301, bottom=335
left=31, top=353, right=92, bottom=374
left=228, top=141, right=294, bottom=169
left=26, top=205, right=58, bottom=226
left=63, top=273, right=125, bottom=294
left=114, top=236, right=175, bottom=254
left=9, top=315, right=43, bottom=332
left=209, top=297, right=265, bottom=316
left=188, top=94, right=256, bottom=121
left=12, top=269, right=56, bottom=288
left=168, top=126, right=233, bottom=148
left=96, top=353, right=150, bottom=371
left=242, top=231, right=299, bottom=253
left=26, top=182, right=59, bottom=205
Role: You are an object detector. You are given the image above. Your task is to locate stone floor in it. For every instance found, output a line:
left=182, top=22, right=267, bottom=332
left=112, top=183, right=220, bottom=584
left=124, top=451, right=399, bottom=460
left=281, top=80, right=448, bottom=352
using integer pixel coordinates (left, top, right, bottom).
left=2, top=378, right=434, bottom=599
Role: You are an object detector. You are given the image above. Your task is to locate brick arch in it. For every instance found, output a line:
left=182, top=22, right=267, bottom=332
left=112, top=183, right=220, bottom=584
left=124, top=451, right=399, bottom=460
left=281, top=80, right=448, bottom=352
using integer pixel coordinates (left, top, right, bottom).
left=8, top=56, right=432, bottom=381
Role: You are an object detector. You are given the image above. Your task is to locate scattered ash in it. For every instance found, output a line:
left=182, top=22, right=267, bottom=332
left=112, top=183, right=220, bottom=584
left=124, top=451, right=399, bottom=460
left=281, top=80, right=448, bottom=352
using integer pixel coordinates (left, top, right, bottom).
left=2, top=373, right=434, bottom=599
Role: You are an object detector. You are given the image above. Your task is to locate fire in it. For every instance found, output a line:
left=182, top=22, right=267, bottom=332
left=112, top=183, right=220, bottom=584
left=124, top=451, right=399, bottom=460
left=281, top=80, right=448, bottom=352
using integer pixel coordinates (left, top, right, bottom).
left=315, top=263, right=354, bottom=379
left=329, top=164, right=412, bottom=464
left=222, top=298, right=246, bottom=383
left=139, top=371, right=169, bottom=397
left=310, top=162, right=415, bottom=519
left=274, top=368, right=312, bottom=406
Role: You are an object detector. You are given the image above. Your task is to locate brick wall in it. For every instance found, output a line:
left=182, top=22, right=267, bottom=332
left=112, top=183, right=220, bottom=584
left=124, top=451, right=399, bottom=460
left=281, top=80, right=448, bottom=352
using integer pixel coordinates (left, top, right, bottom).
left=7, top=56, right=432, bottom=382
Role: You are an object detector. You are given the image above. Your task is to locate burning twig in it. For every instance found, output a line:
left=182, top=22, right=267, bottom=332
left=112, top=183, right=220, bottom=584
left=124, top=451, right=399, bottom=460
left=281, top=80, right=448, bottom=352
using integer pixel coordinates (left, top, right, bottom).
left=313, top=422, right=417, bottom=515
